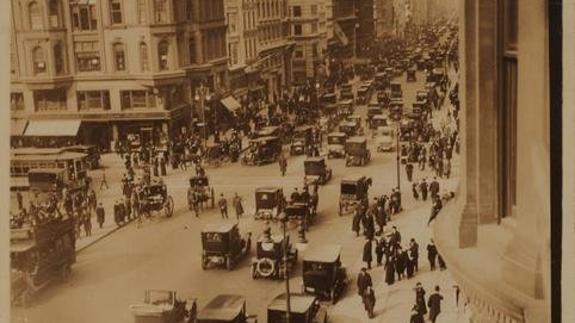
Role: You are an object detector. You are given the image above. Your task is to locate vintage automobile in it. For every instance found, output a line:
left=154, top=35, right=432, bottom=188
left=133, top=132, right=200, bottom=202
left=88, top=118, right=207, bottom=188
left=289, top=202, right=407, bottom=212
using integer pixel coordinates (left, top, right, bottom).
left=399, top=119, right=418, bottom=142
left=197, top=295, right=258, bottom=323
left=129, top=290, right=197, bottom=323
left=337, top=99, right=354, bottom=116
left=344, top=137, right=371, bottom=167
left=366, top=105, right=383, bottom=125
left=285, top=201, right=316, bottom=231
left=370, top=115, right=388, bottom=131
left=204, top=142, right=230, bottom=168
left=10, top=218, right=76, bottom=306
left=304, top=157, right=332, bottom=186
left=255, top=126, right=281, bottom=139
left=201, top=222, right=251, bottom=270
left=188, top=175, right=215, bottom=209
left=374, top=72, right=390, bottom=90
left=339, top=89, right=354, bottom=102
left=139, top=181, right=175, bottom=218
left=241, top=136, right=282, bottom=166
left=251, top=234, right=298, bottom=280
left=338, top=121, right=361, bottom=137
left=412, top=101, right=427, bottom=117
left=356, top=85, right=371, bottom=105
left=267, top=293, right=328, bottom=323
left=321, top=93, right=337, bottom=106
left=254, top=187, right=284, bottom=220
left=389, top=99, right=404, bottom=117
left=406, top=67, right=417, bottom=82
left=390, top=81, right=403, bottom=99
left=301, top=245, right=348, bottom=304
left=338, top=175, right=372, bottom=216
left=373, top=126, right=396, bottom=152
left=377, top=90, right=390, bottom=107
left=63, top=145, right=101, bottom=169
left=326, top=133, right=346, bottom=159
left=290, top=125, right=314, bottom=156
left=416, top=90, right=429, bottom=103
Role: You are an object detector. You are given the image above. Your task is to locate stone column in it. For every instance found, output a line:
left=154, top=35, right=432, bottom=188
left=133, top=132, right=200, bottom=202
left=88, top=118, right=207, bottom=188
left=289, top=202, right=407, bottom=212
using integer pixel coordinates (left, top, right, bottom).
left=458, top=0, right=478, bottom=248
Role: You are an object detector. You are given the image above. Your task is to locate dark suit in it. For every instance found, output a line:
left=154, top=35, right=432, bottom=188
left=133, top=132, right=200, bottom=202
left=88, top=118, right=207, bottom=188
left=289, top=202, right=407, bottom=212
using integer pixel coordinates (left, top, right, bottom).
left=428, top=292, right=443, bottom=322
left=356, top=272, right=372, bottom=295
left=363, top=240, right=373, bottom=269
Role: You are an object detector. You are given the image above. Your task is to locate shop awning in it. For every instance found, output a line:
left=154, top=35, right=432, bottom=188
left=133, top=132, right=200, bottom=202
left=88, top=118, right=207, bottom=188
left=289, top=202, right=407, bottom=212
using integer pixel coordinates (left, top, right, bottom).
left=220, top=96, right=242, bottom=112
left=24, top=120, right=82, bottom=137
left=11, top=119, right=28, bottom=136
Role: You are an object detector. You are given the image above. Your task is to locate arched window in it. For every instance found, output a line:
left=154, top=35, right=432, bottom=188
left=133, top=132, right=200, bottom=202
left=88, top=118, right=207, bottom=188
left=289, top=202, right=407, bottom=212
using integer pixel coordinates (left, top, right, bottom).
left=32, top=46, right=46, bottom=75
left=139, top=42, right=149, bottom=71
left=158, top=40, right=169, bottom=71
left=113, top=43, right=126, bottom=71
left=49, top=0, right=60, bottom=28
left=29, top=1, right=43, bottom=30
left=53, top=43, right=64, bottom=74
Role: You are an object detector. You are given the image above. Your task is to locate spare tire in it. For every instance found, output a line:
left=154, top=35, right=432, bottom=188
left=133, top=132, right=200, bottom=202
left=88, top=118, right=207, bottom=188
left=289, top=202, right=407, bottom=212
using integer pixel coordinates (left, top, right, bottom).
left=256, top=258, right=275, bottom=278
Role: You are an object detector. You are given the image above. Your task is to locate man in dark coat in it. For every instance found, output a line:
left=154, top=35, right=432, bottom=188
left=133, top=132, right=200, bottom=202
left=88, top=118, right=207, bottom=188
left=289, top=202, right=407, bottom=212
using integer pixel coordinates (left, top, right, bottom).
left=420, top=179, right=428, bottom=201
left=96, top=202, right=105, bottom=229
left=356, top=267, right=372, bottom=296
left=362, top=238, right=373, bottom=269
left=218, top=194, right=228, bottom=219
left=233, top=193, right=244, bottom=219
left=427, top=239, right=438, bottom=270
left=430, top=177, right=440, bottom=199
left=363, top=212, right=375, bottom=240
left=395, top=246, right=406, bottom=280
left=113, top=200, right=121, bottom=226
left=412, top=181, right=420, bottom=200
left=362, top=286, right=376, bottom=318
left=427, top=195, right=443, bottom=226
left=375, top=205, right=386, bottom=235
left=415, top=282, right=427, bottom=316
left=389, top=226, right=402, bottom=247
left=409, top=238, right=420, bottom=272
left=428, top=286, right=444, bottom=323
left=352, top=208, right=362, bottom=237
left=384, top=256, right=396, bottom=285
left=375, top=238, right=386, bottom=266
left=405, top=163, right=414, bottom=182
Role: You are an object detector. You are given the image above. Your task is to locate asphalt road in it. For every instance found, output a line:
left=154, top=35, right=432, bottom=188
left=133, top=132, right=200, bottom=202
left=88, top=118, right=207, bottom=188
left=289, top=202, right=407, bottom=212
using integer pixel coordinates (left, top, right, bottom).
left=11, top=70, right=448, bottom=323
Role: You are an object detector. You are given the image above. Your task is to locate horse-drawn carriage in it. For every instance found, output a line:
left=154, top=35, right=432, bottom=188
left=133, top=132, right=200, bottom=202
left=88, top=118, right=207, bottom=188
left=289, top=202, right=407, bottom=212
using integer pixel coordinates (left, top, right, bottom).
left=188, top=175, right=215, bottom=209
left=139, top=181, right=175, bottom=218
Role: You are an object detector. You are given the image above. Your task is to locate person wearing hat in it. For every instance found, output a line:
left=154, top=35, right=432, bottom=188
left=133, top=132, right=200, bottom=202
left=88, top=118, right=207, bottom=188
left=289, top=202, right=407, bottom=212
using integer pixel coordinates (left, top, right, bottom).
left=356, top=267, right=372, bottom=296
left=96, top=202, right=105, bottom=229
left=362, top=285, right=376, bottom=318
left=427, top=286, right=444, bottom=323
left=290, top=188, right=300, bottom=202
left=217, top=194, right=228, bottom=219
left=362, top=237, right=373, bottom=269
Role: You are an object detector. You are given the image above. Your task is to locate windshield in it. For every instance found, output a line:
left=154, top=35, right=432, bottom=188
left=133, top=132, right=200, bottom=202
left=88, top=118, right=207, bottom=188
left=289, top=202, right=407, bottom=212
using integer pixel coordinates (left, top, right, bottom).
left=328, top=136, right=344, bottom=145
left=341, top=183, right=357, bottom=194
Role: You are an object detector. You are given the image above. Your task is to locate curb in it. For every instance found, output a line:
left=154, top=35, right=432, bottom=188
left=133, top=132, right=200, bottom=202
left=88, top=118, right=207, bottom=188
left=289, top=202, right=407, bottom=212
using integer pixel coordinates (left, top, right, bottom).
left=76, top=217, right=135, bottom=253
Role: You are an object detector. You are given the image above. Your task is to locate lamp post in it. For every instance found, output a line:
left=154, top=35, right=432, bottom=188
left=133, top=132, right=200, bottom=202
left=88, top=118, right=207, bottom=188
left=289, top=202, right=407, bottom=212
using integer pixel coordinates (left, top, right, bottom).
left=279, top=212, right=291, bottom=322
left=194, top=84, right=211, bottom=148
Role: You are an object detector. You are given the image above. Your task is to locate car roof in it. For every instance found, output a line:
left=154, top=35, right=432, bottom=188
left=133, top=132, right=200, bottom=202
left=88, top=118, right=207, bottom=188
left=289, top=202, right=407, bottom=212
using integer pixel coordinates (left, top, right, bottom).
left=197, top=294, right=245, bottom=321
left=328, top=132, right=346, bottom=137
left=373, top=115, right=387, bottom=120
left=268, top=293, right=316, bottom=314
left=305, top=157, right=325, bottom=163
left=250, top=136, right=279, bottom=142
left=202, top=222, right=238, bottom=233
left=256, top=187, right=281, bottom=193
left=303, top=244, right=342, bottom=263
left=28, top=168, right=65, bottom=174
left=346, top=136, right=367, bottom=143
left=257, top=234, right=284, bottom=243
left=340, top=121, right=356, bottom=127
left=342, top=174, right=366, bottom=182
left=295, top=125, right=313, bottom=131
left=338, top=99, right=353, bottom=104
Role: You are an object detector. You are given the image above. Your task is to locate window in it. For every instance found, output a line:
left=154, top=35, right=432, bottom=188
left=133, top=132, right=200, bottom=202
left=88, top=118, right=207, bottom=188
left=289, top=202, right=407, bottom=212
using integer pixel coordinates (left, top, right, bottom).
left=187, top=0, right=193, bottom=20
left=29, top=2, right=43, bottom=30
left=229, top=42, right=238, bottom=65
left=137, top=0, right=147, bottom=24
left=312, top=43, right=318, bottom=58
left=34, top=89, right=67, bottom=111
left=54, top=43, right=64, bottom=74
left=113, top=43, right=126, bottom=71
left=188, top=38, right=196, bottom=64
left=311, top=22, right=318, bottom=33
left=311, top=4, right=318, bottom=16
left=71, top=2, right=98, bottom=31
left=499, top=0, right=518, bottom=219
left=77, top=91, right=111, bottom=110
left=228, top=13, right=236, bottom=33
left=154, top=0, right=168, bottom=23
left=49, top=0, right=61, bottom=28
left=140, top=42, right=149, bottom=71
left=294, top=47, right=303, bottom=58
left=32, top=47, right=46, bottom=75
left=110, top=0, right=123, bottom=25
left=11, top=93, right=24, bottom=111
left=293, top=5, right=301, bottom=17
left=120, top=90, right=157, bottom=109
left=158, top=40, right=169, bottom=70
left=293, top=24, right=302, bottom=36
left=74, top=41, right=101, bottom=72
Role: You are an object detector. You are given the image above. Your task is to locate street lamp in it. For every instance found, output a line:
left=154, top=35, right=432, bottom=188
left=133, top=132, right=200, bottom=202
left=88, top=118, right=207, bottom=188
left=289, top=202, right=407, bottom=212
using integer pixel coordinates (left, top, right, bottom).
left=194, top=84, right=211, bottom=148
left=278, top=212, right=291, bottom=322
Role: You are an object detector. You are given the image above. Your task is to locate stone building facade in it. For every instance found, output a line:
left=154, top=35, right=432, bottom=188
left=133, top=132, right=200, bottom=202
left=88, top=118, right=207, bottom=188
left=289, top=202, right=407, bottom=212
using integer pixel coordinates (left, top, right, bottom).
left=433, top=1, right=550, bottom=322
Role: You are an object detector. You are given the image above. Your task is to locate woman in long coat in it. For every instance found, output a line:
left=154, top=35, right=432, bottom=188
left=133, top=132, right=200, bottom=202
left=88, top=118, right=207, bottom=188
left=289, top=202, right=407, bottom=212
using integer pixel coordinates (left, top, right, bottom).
left=395, top=247, right=406, bottom=280
left=385, top=256, right=396, bottom=285
left=352, top=209, right=362, bottom=237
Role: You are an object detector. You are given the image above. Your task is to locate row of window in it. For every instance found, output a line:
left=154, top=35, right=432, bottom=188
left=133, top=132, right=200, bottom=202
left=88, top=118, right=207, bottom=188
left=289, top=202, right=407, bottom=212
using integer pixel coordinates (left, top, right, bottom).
left=260, top=24, right=283, bottom=43
left=292, top=22, right=319, bottom=36
left=202, top=31, right=226, bottom=62
left=291, top=4, right=319, bottom=17
left=257, top=0, right=286, bottom=19
left=199, top=0, right=224, bottom=22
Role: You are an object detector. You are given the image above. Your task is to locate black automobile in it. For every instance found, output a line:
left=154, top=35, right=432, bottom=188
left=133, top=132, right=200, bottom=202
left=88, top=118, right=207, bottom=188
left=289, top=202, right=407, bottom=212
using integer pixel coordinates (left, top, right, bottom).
left=339, top=175, right=372, bottom=216
left=390, top=81, right=403, bottom=99
left=406, top=68, right=417, bottom=82
left=254, top=187, right=284, bottom=220
left=303, top=157, right=332, bottom=186
left=251, top=234, right=298, bottom=280
left=344, top=137, right=371, bottom=167
left=197, top=295, right=258, bottom=323
left=290, top=126, right=314, bottom=156
left=201, top=223, right=251, bottom=270
left=285, top=202, right=314, bottom=231
left=241, top=136, right=282, bottom=166
left=267, top=294, right=327, bottom=323
left=301, top=245, right=348, bottom=304
left=326, top=133, right=346, bottom=159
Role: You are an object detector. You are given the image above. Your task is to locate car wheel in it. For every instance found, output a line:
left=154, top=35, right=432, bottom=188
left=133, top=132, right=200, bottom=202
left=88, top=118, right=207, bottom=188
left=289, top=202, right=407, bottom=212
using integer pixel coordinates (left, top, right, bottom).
left=330, top=289, right=337, bottom=304
left=226, top=256, right=233, bottom=271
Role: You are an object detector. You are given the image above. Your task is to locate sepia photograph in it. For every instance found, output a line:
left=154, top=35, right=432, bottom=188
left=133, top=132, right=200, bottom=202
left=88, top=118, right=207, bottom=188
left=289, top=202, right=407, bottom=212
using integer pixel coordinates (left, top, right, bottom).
left=2, top=0, right=563, bottom=322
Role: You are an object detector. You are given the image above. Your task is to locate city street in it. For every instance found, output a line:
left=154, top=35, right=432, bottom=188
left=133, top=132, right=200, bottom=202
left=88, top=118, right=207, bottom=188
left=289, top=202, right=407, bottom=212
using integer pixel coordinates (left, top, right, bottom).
left=11, top=69, right=467, bottom=323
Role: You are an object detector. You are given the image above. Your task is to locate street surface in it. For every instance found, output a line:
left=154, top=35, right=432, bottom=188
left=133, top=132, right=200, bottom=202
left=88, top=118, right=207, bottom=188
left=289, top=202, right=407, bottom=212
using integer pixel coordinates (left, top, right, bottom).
left=11, top=69, right=470, bottom=323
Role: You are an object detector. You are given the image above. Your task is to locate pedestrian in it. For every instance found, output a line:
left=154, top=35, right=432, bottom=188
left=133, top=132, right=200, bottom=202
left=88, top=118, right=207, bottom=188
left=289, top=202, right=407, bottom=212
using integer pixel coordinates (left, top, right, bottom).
left=363, top=237, right=373, bottom=269
left=124, top=197, right=132, bottom=221
left=427, top=286, right=444, bottom=323
left=406, top=250, right=415, bottom=278
left=437, top=253, right=447, bottom=270
left=83, top=210, right=92, bottom=236
left=352, top=207, right=362, bottom=237
left=389, top=226, right=401, bottom=247
left=375, top=238, right=385, bottom=266
left=362, top=286, right=376, bottom=319
left=279, top=154, right=287, bottom=176
left=356, top=267, right=372, bottom=296
left=410, top=304, right=425, bottom=323
left=427, top=195, right=443, bottom=226
left=96, top=202, right=105, bottom=229
left=113, top=200, right=121, bottom=226
left=415, top=282, right=428, bottom=316
left=420, top=179, right=428, bottom=201
left=363, top=212, right=375, bottom=240
left=218, top=194, right=228, bottom=219
left=396, top=246, right=406, bottom=280
left=409, top=238, right=419, bottom=272
left=427, top=239, right=438, bottom=271
left=100, top=169, right=109, bottom=190
left=384, top=256, right=396, bottom=285
left=233, top=193, right=244, bottom=219
left=412, top=182, right=420, bottom=200
left=430, top=177, right=440, bottom=199
left=405, top=162, right=414, bottom=182
left=160, top=155, right=167, bottom=176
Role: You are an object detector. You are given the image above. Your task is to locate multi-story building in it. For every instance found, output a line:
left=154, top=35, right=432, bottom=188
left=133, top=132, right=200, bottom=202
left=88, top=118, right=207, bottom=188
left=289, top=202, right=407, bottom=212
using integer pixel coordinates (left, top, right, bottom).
left=433, top=0, right=550, bottom=322
left=255, top=0, right=294, bottom=103
left=10, top=0, right=227, bottom=150
left=355, top=0, right=375, bottom=57
left=288, top=0, right=327, bottom=84
left=374, top=0, right=394, bottom=38
left=326, top=0, right=358, bottom=67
